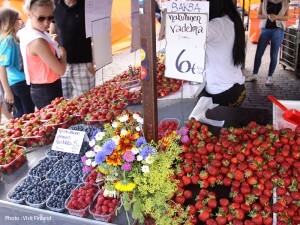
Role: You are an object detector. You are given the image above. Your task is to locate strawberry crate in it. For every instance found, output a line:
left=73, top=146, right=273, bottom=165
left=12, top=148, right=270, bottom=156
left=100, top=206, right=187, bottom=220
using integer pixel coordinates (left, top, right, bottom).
left=0, top=145, right=27, bottom=174
left=89, top=190, right=121, bottom=223
left=65, top=183, right=99, bottom=218
left=82, top=170, right=104, bottom=186
left=158, top=118, right=180, bottom=139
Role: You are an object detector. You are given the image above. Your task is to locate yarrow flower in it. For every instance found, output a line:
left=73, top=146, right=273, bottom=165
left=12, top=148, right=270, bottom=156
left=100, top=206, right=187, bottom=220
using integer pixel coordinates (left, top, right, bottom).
left=112, top=136, right=120, bottom=145
left=122, top=151, right=135, bottom=163
left=121, top=163, right=132, bottom=171
left=136, top=137, right=147, bottom=147
left=131, top=147, right=139, bottom=155
left=94, top=145, right=102, bottom=152
left=85, top=150, right=95, bottom=158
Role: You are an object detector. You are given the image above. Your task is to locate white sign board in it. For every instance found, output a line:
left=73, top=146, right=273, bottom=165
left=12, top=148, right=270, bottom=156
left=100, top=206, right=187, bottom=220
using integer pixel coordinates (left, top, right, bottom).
left=165, top=1, right=209, bottom=83
left=91, top=18, right=113, bottom=70
left=85, top=0, right=113, bottom=38
left=52, top=128, right=86, bottom=154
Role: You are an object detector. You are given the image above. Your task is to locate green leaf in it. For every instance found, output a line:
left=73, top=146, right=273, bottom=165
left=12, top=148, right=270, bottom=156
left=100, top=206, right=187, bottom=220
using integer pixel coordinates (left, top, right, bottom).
left=132, top=199, right=143, bottom=221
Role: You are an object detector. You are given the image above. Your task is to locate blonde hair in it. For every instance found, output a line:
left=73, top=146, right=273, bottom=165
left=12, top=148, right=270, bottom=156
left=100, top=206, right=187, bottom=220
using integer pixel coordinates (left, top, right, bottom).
left=0, top=7, right=20, bottom=41
left=23, top=0, right=55, bottom=14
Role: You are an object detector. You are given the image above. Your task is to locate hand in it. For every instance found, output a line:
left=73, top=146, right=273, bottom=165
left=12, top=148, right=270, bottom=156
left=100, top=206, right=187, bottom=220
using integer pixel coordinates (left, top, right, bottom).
left=88, top=63, right=96, bottom=76
left=51, top=34, right=59, bottom=42
left=4, top=89, right=14, bottom=104
left=59, top=46, right=67, bottom=61
left=268, top=14, right=277, bottom=22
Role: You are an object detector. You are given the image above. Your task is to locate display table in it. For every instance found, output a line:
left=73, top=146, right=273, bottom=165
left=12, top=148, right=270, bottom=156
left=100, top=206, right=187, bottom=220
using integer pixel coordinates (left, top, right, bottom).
left=0, top=98, right=272, bottom=225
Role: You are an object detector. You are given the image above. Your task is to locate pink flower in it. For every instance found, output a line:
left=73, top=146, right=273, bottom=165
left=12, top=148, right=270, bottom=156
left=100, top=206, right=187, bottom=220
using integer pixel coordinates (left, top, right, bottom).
left=121, top=163, right=132, bottom=171
left=122, top=151, right=135, bottom=163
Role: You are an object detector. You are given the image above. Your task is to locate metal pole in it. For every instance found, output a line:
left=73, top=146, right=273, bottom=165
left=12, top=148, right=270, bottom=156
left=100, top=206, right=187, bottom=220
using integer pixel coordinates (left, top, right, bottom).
left=139, top=0, right=158, bottom=142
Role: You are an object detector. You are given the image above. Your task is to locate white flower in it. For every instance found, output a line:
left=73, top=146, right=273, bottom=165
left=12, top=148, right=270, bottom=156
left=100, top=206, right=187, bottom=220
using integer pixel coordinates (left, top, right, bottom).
left=141, top=165, right=150, bottom=173
left=89, top=139, right=96, bottom=147
left=131, top=147, right=139, bottom=155
left=91, top=161, right=97, bottom=167
left=85, top=150, right=95, bottom=158
left=119, top=114, right=129, bottom=122
left=85, top=159, right=92, bottom=166
left=112, top=121, right=119, bottom=128
left=137, top=155, right=143, bottom=161
left=137, top=117, right=144, bottom=124
left=94, top=145, right=102, bottom=153
left=145, top=155, right=154, bottom=164
left=120, top=129, right=128, bottom=136
left=95, top=132, right=106, bottom=141
left=103, top=189, right=117, bottom=198
left=133, top=113, right=139, bottom=119
left=112, top=136, right=120, bottom=145
left=136, top=126, right=141, bottom=132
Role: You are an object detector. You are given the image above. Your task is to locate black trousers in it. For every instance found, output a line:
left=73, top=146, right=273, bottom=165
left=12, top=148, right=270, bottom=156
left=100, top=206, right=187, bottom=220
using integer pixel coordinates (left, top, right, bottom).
left=30, top=79, right=63, bottom=110
left=202, top=83, right=246, bottom=107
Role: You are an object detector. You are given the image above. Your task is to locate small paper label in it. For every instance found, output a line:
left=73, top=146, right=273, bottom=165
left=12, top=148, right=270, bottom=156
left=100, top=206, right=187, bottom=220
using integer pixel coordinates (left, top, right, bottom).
left=52, top=128, right=86, bottom=154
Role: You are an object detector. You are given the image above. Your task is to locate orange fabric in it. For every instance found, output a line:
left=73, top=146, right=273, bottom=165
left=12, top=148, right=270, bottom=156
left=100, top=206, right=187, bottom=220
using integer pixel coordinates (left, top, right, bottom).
left=26, top=43, right=60, bottom=84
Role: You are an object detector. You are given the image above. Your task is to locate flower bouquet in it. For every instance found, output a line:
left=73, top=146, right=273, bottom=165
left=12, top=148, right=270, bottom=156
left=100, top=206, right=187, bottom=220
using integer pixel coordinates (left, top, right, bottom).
left=82, top=110, right=190, bottom=224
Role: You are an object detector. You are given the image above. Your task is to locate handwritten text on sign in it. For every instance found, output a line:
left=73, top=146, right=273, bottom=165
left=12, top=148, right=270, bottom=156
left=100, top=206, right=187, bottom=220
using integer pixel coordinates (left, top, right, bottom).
left=52, top=128, right=85, bottom=154
left=164, top=1, right=209, bottom=83
left=165, top=12, right=208, bottom=83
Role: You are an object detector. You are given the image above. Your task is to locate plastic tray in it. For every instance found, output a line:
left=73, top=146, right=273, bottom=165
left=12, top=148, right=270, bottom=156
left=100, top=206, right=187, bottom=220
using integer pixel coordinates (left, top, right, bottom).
left=65, top=183, right=99, bottom=218
left=25, top=179, right=59, bottom=208
left=89, top=194, right=120, bottom=222
left=46, top=183, right=77, bottom=212
left=7, top=176, right=41, bottom=204
left=82, top=170, right=104, bottom=186
left=16, top=135, right=46, bottom=148
left=0, top=146, right=27, bottom=174
left=158, top=118, right=180, bottom=139
left=65, top=162, right=85, bottom=184
left=119, top=79, right=141, bottom=91
left=0, top=138, right=15, bottom=150
left=28, top=156, right=59, bottom=178
left=45, top=159, right=74, bottom=183
left=45, top=148, right=66, bottom=158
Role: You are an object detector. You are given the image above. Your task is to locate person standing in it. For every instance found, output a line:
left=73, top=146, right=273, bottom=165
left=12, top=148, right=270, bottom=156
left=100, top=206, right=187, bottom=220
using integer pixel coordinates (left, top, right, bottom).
left=19, top=0, right=67, bottom=110
left=50, top=0, right=95, bottom=99
left=0, top=7, right=35, bottom=118
left=246, top=0, right=289, bottom=86
left=202, top=0, right=246, bottom=107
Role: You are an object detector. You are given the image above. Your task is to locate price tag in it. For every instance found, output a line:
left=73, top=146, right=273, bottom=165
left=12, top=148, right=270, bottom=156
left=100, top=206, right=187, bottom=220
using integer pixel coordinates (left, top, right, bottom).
left=51, top=128, right=86, bottom=154
left=165, top=12, right=208, bottom=83
left=165, top=1, right=209, bottom=83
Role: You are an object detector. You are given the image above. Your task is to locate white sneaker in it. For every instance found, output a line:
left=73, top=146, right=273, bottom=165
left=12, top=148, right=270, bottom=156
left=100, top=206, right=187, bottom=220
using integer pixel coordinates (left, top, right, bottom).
left=245, top=74, right=257, bottom=82
left=265, top=77, right=273, bottom=86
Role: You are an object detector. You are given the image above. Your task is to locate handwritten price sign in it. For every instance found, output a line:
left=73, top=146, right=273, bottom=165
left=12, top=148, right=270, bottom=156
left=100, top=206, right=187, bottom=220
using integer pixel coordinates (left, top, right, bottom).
left=165, top=1, right=209, bottom=83
left=52, top=128, right=86, bottom=154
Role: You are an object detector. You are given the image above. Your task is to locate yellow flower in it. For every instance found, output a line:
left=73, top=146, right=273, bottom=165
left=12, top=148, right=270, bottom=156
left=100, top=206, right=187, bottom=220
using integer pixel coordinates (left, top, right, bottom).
left=115, top=180, right=136, bottom=192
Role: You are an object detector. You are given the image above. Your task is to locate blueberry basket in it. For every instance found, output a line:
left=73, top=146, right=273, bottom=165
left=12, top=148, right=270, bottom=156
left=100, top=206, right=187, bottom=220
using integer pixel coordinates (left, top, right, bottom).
left=28, top=156, right=59, bottom=178
left=45, top=160, right=74, bottom=183
left=25, top=179, right=59, bottom=208
left=65, top=162, right=85, bottom=184
left=7, top=176, right=40, bottom=204
left=46, top=183, right=77, bottom=212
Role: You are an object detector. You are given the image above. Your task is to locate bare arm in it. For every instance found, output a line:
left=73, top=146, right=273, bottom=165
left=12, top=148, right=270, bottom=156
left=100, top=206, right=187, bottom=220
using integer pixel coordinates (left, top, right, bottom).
left=0, top=66, right=14, bottom=104
left=49, top=22, right=59, bottom=42
left=257, top=3, right=268, bottom=19
left=28, top=38, right=67, bottom=75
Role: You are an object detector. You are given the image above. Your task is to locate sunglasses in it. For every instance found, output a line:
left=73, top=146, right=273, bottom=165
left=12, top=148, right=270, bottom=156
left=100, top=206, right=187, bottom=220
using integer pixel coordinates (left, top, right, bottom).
left=32, top=14, right=54, bottom=23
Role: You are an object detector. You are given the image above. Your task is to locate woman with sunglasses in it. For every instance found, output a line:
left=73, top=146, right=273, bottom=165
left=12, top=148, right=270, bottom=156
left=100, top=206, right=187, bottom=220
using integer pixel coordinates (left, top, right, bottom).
left=0, top=7, right=35, bottom=118
left=18, top=0, right=67, bottom=109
